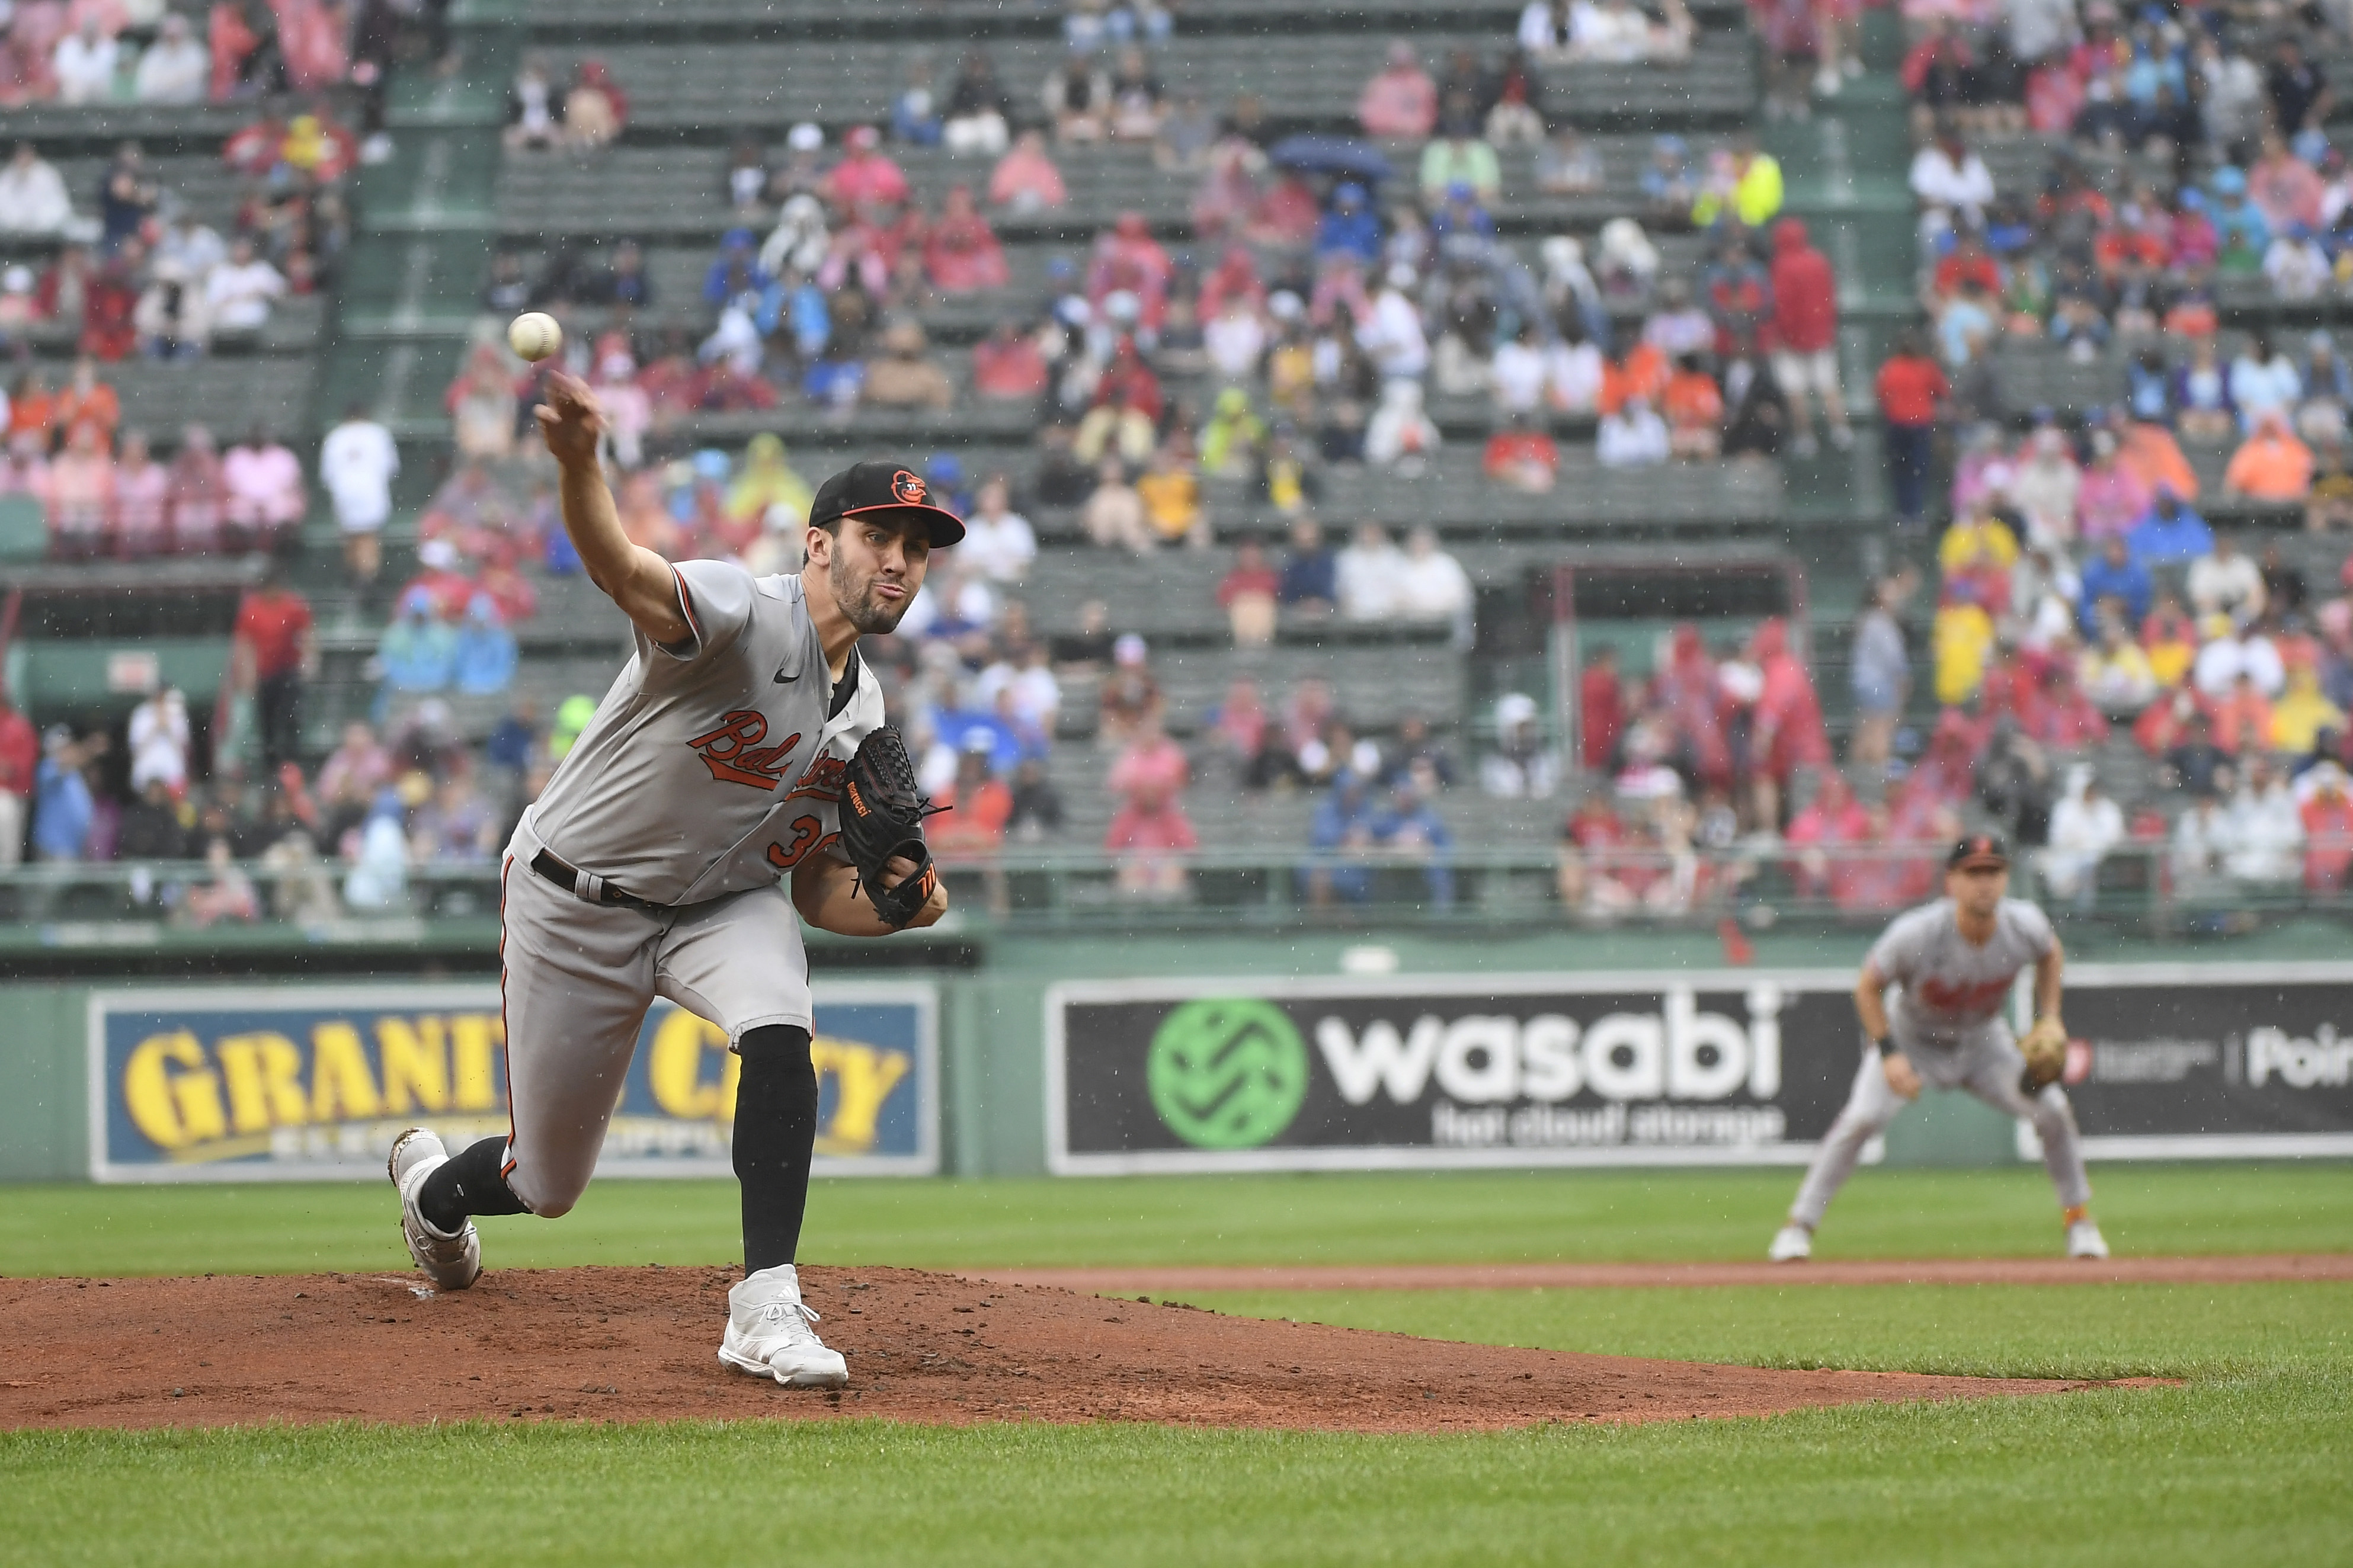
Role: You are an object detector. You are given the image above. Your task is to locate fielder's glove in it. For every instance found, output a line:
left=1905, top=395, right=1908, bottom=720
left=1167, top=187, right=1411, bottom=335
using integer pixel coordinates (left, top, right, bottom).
left=837, top=725, right=943, bottom=929
left=2017, top=1016, right=2069, bottom=1096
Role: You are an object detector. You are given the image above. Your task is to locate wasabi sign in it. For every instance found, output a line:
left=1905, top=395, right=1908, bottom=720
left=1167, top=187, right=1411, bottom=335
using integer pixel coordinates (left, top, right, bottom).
left=1048, top=971, right=1859, bottom=1174
left=1047, top=966, right=2353, bottom=1173
left=88, top=983, right=937, bottom=1182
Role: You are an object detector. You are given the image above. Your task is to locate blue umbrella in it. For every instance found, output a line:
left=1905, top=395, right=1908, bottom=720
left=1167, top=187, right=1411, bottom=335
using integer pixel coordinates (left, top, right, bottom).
left=1268, top=134, right=1394, bottom=183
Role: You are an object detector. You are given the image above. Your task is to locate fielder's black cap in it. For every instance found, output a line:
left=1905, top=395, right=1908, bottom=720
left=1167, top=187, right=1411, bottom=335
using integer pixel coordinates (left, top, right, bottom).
left=1948, top=832, right=2010, bottom=870
left=808, top=459, right=966, bottom=546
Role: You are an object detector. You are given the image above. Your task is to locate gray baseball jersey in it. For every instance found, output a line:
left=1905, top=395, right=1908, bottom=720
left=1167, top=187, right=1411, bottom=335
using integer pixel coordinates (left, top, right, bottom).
left=1867, top=897, right=2054, bottom=1051
left=493, top=560, right=883, bottom=1216
left=525, top=560, right=883, bottom=904
left=1789, top=895, right=2085, bottom=1230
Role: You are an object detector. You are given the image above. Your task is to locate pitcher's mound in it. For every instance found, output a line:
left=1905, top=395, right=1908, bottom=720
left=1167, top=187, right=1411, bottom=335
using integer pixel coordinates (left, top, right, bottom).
left=0, top=1266, right=2138, bottom=1433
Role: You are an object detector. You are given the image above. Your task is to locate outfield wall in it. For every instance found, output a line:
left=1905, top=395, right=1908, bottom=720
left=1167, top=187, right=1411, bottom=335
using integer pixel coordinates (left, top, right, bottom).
left=5, top=925, right=2349, bottom=1182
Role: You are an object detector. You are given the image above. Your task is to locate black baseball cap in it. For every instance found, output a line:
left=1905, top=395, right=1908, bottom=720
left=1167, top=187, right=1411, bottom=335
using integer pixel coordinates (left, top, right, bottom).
left=808, top=459, right=966, bottom=546
left=1948, top=832, right=2009, bottom=871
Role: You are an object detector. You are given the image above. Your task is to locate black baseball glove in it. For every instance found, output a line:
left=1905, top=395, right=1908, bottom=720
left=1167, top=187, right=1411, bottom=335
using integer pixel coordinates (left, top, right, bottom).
left=837, top=726, right=943, bottom=929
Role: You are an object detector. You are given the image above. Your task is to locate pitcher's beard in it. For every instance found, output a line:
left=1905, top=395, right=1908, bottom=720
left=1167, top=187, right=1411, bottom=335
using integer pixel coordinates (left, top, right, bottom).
left=833, top=556, right=911, bottom=636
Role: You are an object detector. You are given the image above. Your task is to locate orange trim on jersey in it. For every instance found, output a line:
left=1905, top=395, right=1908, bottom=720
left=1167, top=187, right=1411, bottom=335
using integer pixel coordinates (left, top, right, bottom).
left=497, top=851, right=521, bottom=1187
left=671, top=565, right=705, bottom=648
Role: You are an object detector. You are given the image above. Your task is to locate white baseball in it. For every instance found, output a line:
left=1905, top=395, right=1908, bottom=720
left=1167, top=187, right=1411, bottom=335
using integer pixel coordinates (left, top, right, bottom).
left=508, top=311, right=562, bottom=362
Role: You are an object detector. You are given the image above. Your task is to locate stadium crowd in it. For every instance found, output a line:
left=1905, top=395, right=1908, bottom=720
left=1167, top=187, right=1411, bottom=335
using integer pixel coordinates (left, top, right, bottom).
left=1, top=0, right=453, bottom=567
left=44, top=0, right=2353, bottom=924
left=1916, top=441, right=2353, bottom=912
left=338, top=12, right=1837, bottom=907
left=0, top=0, right=441, bottom=153
left=7, top=1, right=1836, bottom=914
left=0, top=124, right=345, bottom=354
left=1835, top=0, right=2353, bottom=924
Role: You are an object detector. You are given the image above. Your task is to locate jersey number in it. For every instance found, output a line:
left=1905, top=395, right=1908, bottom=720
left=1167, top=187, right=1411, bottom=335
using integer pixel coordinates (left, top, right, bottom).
left=767, top=816, right=834, bottom=872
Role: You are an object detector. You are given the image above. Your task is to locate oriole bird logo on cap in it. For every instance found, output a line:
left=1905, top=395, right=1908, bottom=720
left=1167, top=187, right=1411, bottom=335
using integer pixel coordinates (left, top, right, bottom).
left=1948, top=832, right=2009, bottom=868
left=891, top=470, right=927, bottom=505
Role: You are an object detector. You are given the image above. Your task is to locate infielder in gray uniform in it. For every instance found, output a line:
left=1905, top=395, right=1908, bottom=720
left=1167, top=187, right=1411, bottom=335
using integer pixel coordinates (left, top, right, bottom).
left=383, top=372, right=956, bottom=1389
left=1769, top=833, right=2109, bottom=1262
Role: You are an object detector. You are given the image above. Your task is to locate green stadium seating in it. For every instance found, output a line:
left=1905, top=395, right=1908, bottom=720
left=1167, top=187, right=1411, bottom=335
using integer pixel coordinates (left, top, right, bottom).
left=520, top=33, right=1755, bottom=136
left=494, top=137, right=1737, bottom=244
left=102, top=360, right=324, bottom=445
left=524, top=0, right=1750, bottom=27
left=507, top=229, right=1719, bottom=347
left=0, top=102, right=250, bottom=148
left=0, top=493, right=48, bottom=563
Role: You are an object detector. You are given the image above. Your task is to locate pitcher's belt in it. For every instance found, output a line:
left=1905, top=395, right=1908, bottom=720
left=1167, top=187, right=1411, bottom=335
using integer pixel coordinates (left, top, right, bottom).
left=530, top=847, right=677, bottom=917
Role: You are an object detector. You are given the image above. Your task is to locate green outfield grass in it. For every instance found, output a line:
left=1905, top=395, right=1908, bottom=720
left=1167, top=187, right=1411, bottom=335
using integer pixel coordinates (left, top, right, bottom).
left=5, top=1282, right=2349, bottom=1567
left=4, top=1162, right=2351, bottom=1278
left=7, top=1166, right=2351, bottom=1564
left=1184, top=1281, right=2353, bottom=1381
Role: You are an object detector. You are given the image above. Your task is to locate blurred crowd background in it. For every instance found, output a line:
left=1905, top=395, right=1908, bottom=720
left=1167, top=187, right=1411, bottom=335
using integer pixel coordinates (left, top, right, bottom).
left=7, top=0, right=2353, bottom=935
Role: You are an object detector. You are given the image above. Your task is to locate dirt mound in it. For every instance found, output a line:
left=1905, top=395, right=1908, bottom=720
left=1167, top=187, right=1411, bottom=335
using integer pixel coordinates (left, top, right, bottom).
left=985, top=1253, right=2353, bottom=1295
left=0, top=1266, right=2142, bottom=1434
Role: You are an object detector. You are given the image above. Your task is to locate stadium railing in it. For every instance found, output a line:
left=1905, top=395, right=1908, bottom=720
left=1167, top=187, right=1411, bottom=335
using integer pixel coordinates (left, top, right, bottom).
left=0, top=841, right=2329, bottom=939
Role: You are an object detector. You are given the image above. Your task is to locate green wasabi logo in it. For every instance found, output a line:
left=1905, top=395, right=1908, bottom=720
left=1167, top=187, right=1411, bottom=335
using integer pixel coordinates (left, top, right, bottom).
left=1145, top=999, right=1308, bottom=1149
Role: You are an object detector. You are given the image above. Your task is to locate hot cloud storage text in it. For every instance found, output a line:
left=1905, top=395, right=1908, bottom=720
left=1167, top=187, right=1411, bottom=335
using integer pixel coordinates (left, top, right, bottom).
left=1312, top=986, right=1788, bottom=1149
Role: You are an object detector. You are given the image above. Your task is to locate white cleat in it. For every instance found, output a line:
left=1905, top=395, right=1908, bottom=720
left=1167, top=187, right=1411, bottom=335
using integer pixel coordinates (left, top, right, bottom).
left=1768, top=1224, right=1814, bottom=1262
left=388, top=1127, right=481, bottom=1291
left=719, top=1264, right=849, bottom=1389
left=2066, top=1219, right=2111, bottom=1260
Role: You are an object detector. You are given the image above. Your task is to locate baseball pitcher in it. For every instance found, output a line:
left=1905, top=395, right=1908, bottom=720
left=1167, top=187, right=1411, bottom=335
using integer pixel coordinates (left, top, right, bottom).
left=385, top=371, right=957, bottom=1389
left=1769, top=833, right=2108, bottom=1262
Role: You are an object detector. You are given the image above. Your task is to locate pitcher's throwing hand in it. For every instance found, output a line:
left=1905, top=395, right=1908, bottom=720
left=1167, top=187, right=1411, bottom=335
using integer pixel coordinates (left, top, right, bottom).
left=532, top=370, right=607, bottom=467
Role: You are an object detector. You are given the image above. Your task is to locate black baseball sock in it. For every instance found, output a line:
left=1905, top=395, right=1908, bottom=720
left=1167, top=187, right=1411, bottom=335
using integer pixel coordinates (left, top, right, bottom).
left=418, top=1135, right=530, bottom=1234
left=734, top=1024, right=819, bottom=1277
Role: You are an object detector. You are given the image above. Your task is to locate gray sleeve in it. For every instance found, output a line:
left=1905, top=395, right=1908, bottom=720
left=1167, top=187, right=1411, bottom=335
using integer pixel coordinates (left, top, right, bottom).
left=1866, top=908, right=1928, bottom=986
left=2005, top=900, right=2057, bottom=961
left=652, top=559, right=757, bottom=663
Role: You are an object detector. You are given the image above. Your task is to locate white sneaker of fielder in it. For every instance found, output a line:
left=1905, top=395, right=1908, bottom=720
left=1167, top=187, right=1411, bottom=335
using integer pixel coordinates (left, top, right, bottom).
left=719, top=1264, right=849, bottom=1388
left=388, top=1127, right=481, bottom=1291
left=2066, top=1219, right=2110, bottom=1259
left=1768, top=1224, right=1813, bottom=1262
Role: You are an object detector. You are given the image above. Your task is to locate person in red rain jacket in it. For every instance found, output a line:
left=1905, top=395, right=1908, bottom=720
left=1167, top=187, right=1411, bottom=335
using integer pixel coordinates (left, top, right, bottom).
left=1874, top=332, right=1949, bottom=525
left=81, top=253, right=140, bottom=361
left=2301, top=765, right=2353, bottom=893
left=1767, top=216, right=1850, bottom=454
left=1785, top=769, right=1871, bottom=900
left=1579, top=645, right=1625, bottom=770
left=1749, top=617, right=1829, bottom=829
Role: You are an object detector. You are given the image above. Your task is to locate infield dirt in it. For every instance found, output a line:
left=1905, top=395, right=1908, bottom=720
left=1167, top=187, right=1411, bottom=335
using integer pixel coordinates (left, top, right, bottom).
left=0, top=1265, right=2164, bottom=1433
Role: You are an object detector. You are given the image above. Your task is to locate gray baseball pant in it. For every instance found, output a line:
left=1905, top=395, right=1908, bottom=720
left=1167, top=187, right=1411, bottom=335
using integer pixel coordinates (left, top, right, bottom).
left=1788, top=1021, right=2092, bottom=1229
left=495, top=845, right=810, bottom=1217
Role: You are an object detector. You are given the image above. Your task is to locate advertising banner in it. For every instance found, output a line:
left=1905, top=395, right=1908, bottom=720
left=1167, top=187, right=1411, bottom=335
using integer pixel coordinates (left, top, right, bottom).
left=1049, top=964, right=2353, bottom=1173
left=89, top=983, right=937, bottom=1182
left=1048, top=971, right=1867, bottom=1173
left=2053, top=962, right=2353, bottom=1159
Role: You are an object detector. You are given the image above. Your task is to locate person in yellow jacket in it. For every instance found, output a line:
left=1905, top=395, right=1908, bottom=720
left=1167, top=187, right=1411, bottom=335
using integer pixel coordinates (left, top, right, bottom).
left=1933, top=597, right=1995, bottom=705
left=2141, top=591, right=2198, bottom=688
left=725, top=433, right=815, bottom=529
left=1938, top=501, right=2020, bottom=576
left=2271, top=661, right=2348, bottom=755
left=1691, top=135, right=1784, bottom=229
